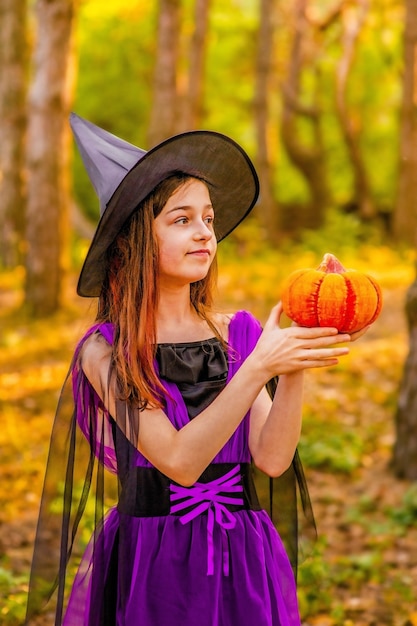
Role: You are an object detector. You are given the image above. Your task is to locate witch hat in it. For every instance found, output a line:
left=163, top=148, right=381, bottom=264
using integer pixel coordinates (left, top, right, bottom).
left=70, top=113, right=147, bottom=213
left=70, top=113, right=259, bottom=297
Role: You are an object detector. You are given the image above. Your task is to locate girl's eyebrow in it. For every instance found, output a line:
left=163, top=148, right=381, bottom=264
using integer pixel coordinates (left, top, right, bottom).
left=166, top=204, right=213, bottom=214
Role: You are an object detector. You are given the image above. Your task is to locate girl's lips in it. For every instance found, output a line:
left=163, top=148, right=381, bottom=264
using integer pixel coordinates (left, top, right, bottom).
left=188, top=249, right=211, bottom=256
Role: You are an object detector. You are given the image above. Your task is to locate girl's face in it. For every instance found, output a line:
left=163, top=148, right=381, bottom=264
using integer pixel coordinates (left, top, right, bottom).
left=154, top=178, right=217, bottom=288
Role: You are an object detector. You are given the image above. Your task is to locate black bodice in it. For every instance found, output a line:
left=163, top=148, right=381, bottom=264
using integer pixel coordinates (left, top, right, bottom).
left=156, top=337, right=228, bottom=419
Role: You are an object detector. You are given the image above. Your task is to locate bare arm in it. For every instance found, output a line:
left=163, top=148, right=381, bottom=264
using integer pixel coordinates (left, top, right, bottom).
left=81, top=305, right=351, bottom=486
left=248, top=373, right=304, bottom=477
left=248, top=305, right=369, bottom=476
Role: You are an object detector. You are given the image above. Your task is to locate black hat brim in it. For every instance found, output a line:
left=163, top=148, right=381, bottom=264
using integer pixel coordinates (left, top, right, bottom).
left=77, top=130, right=259, bottom=297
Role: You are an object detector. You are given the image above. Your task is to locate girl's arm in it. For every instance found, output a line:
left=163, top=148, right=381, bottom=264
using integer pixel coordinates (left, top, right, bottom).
left=248, top=374, right=303, bottom=477
left=248, top=305, right=370, bottom=477
left=81, top=305, right=350, bottom=486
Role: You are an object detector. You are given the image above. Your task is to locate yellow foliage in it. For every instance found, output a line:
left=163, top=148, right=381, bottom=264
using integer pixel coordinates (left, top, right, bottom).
left=0, top=244, right=416, bottom=623
left=308, top=615, right=335, bottom=625
left=79, top=0, right=151, bottom=23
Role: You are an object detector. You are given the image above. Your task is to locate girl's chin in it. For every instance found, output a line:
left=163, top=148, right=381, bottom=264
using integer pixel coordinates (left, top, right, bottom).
left=160, top=271, right=210, bottom=287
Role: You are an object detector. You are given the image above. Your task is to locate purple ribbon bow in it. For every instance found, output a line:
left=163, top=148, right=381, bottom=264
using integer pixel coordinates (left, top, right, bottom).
left=170, top=464, right=245, bottom=576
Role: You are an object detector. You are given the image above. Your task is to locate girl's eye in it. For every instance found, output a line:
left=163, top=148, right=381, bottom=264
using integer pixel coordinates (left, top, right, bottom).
left=205, top=216, right=214, bottom=225
left=175, top=217, right=188, bottom=225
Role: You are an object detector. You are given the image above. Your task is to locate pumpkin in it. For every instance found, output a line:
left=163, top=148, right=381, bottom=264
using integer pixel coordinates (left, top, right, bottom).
left=280, top=253, right=382, bottom=333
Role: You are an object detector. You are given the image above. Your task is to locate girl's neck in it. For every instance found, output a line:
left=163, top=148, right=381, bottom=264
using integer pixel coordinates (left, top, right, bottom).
left=156, top=289, right=213, bottom=344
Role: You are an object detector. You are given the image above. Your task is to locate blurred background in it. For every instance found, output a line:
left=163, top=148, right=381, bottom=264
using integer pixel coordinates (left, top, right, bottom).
left=0, top=0, right=417, bottom=624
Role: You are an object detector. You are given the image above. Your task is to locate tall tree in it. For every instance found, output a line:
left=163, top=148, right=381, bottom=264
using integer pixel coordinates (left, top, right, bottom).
left=392, top=0, right=417, bottom=480
left=254, top=0, right=278, bottom=241
left=178, top=0, right=211, bottom=131
left=334, top=0, right=375, bottom=220
left=392, top=0, right=417, bottom=242
left=147, top=0, right=181, bottom=146
left=0, top=0, right=27, bottom=267
left=25, top=0, right=76, bottom=316
left=280, top=0, right=332, bottom=231
left=394, top=280, right=417, bottom=479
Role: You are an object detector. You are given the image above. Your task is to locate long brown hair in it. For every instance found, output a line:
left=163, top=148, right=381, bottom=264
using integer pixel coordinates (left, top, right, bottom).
left=98, top=173, right=220, bottom=410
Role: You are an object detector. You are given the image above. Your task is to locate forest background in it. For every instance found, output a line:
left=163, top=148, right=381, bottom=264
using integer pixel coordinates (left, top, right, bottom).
left=1, top=0, right=417, bottom=624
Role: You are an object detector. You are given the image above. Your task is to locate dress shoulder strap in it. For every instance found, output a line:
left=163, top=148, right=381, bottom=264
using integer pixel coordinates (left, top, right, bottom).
left=228, top=310, right=262, bottom=357
left=97, top=322, right=115, bottom=345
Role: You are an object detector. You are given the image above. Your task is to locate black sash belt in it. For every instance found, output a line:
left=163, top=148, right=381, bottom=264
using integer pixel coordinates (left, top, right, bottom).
left=117, top=462, right=261, bottom=517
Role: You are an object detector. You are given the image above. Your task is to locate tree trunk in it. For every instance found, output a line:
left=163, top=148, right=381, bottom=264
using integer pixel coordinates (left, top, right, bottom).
left=0, top=0, right=27, bottom=267
left=392, top=0, right=417, bottom=244
left=280, top=0, right=331, bottom=231
left=335, top=0, right=376, bottom=221
left=147, top=0, right=181, bottom=146
left=392, top=276, right=417, bottom=479
left=254, top=0, right=279, bottom=241
left=391, top=0, right=417, bottom=479
left=25, top=0, right=75, bottom=316
left=178, top=0, right=210, bottom=131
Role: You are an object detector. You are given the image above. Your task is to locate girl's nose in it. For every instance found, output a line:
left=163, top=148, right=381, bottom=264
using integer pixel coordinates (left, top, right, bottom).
left=194, top=220, right=213, bottom=240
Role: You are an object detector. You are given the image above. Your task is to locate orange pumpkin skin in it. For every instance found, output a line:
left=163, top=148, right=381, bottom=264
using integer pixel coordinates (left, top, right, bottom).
left=281, top=253, right=383, bottom=333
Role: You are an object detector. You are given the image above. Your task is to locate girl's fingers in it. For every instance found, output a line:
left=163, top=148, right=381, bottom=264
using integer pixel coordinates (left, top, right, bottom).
left=304, top=347, right=350, bottom=360
left=349, top=325, right=370, bottom=341
left=294, top=325, right=343, bottom=339
left=265, top=304, right=341, bottom=338
left=291, top=330, right=350, bottom=349
left=264, top=302, right=283, bottom=330
left=301, top=358, right=340, bottom=369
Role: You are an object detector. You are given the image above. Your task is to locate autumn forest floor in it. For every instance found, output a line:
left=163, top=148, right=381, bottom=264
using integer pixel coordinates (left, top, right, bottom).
left=0, top=252, right=416, bottom=625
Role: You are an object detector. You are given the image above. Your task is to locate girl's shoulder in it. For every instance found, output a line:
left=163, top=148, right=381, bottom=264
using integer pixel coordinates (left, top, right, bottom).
left=73, top=325, right=114, bottom=398
left=82, top=329, right=112, bottom=360
left=73, top=322, right=114, bottom=369
left=76, top=322, right=114, bottom=349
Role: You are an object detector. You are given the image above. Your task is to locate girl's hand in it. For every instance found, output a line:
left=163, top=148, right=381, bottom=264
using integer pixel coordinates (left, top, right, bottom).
left=252, top=302, right=351, bottom=377
left=348, top=325, right=370, bottom=342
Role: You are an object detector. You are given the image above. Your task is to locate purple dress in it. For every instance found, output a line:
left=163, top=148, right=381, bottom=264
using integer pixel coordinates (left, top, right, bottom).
left=50, top=311, right=301, bottom=625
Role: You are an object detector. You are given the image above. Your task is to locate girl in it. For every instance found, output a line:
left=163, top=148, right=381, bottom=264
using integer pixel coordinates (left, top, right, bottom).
left=26, top=114, right=362, bottom=626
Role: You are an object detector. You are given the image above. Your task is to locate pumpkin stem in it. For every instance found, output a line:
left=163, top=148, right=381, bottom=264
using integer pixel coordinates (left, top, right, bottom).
left=317, top=253, right=346, bottom=274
